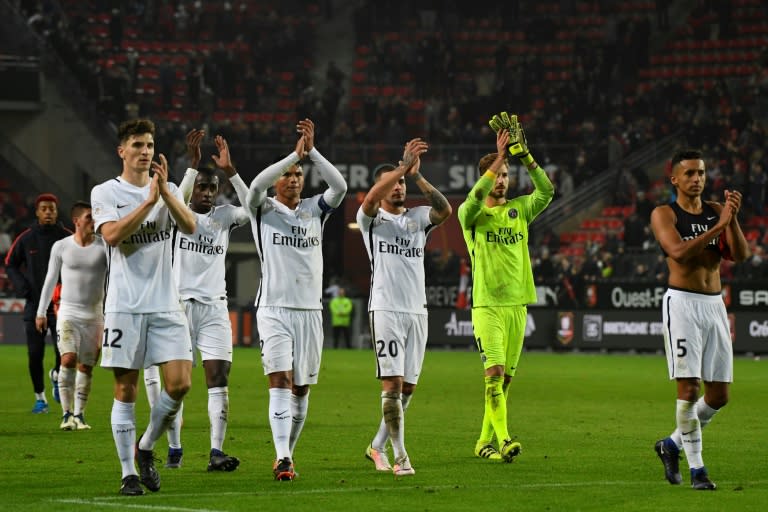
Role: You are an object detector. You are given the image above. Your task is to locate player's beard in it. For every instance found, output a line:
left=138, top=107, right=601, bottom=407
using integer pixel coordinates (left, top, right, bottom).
left=489, top=189, right=506, bottom=200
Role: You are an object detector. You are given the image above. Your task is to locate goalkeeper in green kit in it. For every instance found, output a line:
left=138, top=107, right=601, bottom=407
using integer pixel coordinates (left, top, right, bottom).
left=458, top=113, right=554, bottom=462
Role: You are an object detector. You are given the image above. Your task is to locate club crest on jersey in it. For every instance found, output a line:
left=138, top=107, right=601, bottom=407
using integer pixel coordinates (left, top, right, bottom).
left=508, top=209, right=519, bottom=219
left=206, top=218, right=222, bottom=232
left=407, top=221, right=418, bottom=232
left=299, top=211, right=311, bottom=221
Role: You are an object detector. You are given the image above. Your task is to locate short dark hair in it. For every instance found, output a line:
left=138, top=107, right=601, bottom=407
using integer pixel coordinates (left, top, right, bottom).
left=671, top=149, right=703, bottom=168
left=373, top=163, right=397, bottom=182
left=195, top=167, right=219, bottom=181
left=477, top=153, right=504, bottom=175
left=71, top=200, right=91, bottom=218
left=271, top=154, right=302, bottom=174
left=118, top=119, right=155, bottom=143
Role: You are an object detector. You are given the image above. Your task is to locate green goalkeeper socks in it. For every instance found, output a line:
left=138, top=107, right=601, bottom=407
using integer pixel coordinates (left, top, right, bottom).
left=482, top=376, right=510, bottom=444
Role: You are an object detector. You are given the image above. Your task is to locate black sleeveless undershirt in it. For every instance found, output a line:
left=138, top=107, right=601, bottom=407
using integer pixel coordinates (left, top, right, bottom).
left=660, top=202, right=723, bottom=257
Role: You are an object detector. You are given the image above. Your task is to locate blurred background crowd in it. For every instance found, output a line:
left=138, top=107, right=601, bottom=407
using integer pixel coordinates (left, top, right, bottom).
left=1, top=0, right=767, bottom=303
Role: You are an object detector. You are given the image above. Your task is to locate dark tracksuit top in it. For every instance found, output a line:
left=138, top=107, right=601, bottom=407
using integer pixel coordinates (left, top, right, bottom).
left=4, top=223, right=71, bottom=321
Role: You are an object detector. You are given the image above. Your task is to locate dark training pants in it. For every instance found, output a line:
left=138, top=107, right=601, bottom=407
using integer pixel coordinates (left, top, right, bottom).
left=24, top=318, right=61, bottom=394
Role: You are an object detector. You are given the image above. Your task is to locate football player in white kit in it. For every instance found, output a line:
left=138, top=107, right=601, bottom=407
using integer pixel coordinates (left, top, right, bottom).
left=245, top=119, right=347, bottom=480
left=36, top=201, right=107, bottom=431
left=650, top=149, right=750, bottom=490
left=145, top=129, right=248, bottom=472
left=357, top=138, right=452, bottom=476
left=91, top=119, right=196, bottom=496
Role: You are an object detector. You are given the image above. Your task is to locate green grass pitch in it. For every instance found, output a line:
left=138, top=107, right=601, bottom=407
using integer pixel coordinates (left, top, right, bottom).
left=0, top=345, right=765, bottom=511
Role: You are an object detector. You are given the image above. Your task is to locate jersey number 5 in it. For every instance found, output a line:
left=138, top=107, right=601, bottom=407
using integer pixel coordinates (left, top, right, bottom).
left=676, top=338, right=687, bottom=357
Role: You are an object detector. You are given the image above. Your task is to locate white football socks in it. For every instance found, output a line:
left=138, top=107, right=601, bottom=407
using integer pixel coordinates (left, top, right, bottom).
left=208, top=386, right=229, bottom=452
left=111, top=399, right=137, bottom=478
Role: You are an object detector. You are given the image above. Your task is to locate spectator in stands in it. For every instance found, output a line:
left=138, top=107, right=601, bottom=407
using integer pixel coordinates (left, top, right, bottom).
left=652, top=253, right=669, bottom=283
left=533, top=246, right=556, bottom=284
left=581, top=253, right=603, bottom=282
left=748, top=161, right=765, bottom=216
left=612, top=244, right=634, bottom=277
left=538, top=227, right=561, bottom=255
left=623, top=210, right=648, bottom=249
left=4, top=193, right=70, bottom=414
left=655, top=0, right=671, bottom=30
left=0, top=222, right=11, bottom=258
left=735, top=246, right=767, bottom=280
left=631, top=262, right=650, bottom=281
left=602, top=232, right=621, bottom=255
left=108, top=8, right=123, bottom=50
left=635, top=190, right=656, bottom=223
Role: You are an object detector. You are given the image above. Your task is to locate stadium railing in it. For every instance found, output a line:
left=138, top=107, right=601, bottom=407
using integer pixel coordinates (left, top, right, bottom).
left=532, top=132, right=683, bottom=235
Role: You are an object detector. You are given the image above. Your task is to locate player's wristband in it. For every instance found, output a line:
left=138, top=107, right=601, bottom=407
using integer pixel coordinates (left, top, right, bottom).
left=518, top=153, right=534, bottom=167
left=482, top=170, right=496, bottom=181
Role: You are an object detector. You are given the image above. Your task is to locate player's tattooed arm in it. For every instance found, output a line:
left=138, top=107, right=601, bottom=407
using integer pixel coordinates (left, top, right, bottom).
left=410, top=172, right=452, bottom=225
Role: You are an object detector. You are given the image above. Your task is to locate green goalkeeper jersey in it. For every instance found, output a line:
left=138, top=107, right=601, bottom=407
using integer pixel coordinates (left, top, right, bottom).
left=457, top=167, right=554, bottom=307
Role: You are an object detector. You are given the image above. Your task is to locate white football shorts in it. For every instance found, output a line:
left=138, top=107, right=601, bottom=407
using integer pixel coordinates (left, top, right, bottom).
left=662, top=288, right=733, bottom=382
left=101, top=311, right=193, bottom=369
left=369, top=310, right=428, bottom=385
left=257, top=307, right=323, bottom=386
left=56, top=316, right=103, bottom=367
left=184, top=299, right=233, bottom=364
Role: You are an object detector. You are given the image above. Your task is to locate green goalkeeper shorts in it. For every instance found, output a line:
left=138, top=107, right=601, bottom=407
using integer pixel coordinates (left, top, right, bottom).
left=471, top=305, right=527, bottom=375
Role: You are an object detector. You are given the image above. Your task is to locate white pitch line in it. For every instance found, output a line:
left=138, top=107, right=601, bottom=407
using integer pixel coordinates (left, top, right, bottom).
left=60, top=478, right=768, bottom=503
left=52, top=498, right=225, bottom=512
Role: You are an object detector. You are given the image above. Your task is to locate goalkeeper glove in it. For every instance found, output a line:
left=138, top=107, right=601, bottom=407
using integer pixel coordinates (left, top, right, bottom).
left=508, top=115, right=535, bottom=166
left=488, top=111, right=513, bottom=133
left=489, top=112, right=534, bottom=166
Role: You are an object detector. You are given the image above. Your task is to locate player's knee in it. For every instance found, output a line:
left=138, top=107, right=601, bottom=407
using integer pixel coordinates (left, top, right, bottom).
left=269, top=372, right=292, bottom=389
left=61, top=353, right=77, bottom=367
left=705, top=388, right=729, bottom=409
left=676, top=379, right=700, bottom=402
left=484, top=365, right=504, bottom=378
left=165, top=384, right=190, bottom=400
left=114, top=381, right=138, bottom=402
left=165, top=376, right=192, bottom=399
left=204, top=361, right=230, bottom=388
left=207, top=374, right=228, bottom=388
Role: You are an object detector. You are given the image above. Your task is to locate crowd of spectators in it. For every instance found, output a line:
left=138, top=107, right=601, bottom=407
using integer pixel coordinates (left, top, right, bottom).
left=4, top=0, right=767, bottom=302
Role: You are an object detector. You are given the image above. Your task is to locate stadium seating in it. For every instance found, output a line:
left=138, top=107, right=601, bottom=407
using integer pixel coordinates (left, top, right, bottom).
left=638, top=0, right=767, bottom=90
left=56, top=0, right=318, bottom=129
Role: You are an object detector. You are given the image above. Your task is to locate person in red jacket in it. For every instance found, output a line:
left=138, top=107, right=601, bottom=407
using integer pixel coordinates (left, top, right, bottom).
left=5, top=193, right=71, bottom=413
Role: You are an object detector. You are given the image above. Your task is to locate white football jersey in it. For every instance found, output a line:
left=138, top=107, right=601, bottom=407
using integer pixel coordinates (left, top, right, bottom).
left=357, top=206, right=434, bottom=313
left=173, top=204, right=248, bottom=303
left=251, top=195, right=333, bottom=310
left=36, top=235, right=107, bottom=321
left=91, top=177, right=185, bottom=313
